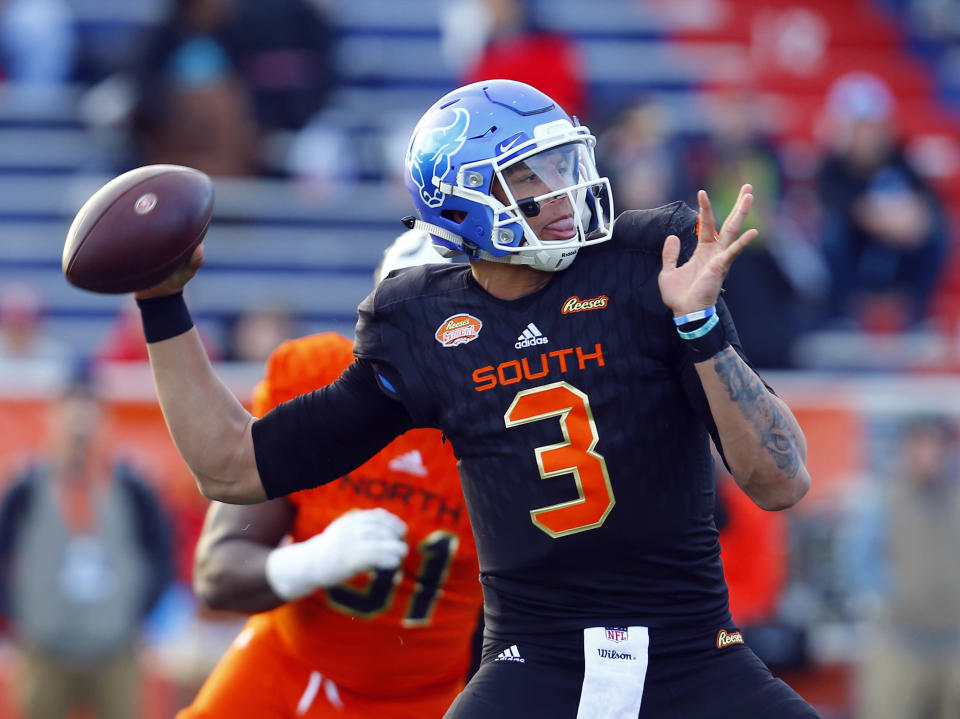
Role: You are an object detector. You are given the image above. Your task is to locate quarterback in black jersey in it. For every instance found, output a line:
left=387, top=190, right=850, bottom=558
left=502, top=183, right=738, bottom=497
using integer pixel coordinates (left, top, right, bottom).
left=134, top=80, right=818, bottom=717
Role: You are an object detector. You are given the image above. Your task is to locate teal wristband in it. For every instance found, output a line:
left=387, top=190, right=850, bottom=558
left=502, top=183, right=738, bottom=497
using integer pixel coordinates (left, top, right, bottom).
left=677, top=312, right=720, bottom=340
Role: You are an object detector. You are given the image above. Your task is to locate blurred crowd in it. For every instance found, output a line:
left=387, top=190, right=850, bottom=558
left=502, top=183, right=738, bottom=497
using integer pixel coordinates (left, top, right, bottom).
left=0, top=0, right=953, bottom=368
left=0, top=0, right=957, bottom=717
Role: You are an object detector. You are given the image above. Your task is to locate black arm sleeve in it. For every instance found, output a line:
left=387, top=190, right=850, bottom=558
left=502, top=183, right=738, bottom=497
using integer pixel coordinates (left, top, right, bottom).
left=252, top=358, right=416, bottom=499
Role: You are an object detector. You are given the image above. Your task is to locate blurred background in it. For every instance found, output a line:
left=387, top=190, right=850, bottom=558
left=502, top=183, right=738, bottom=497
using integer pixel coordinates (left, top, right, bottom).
left=0, top=0, right=958, bottom=717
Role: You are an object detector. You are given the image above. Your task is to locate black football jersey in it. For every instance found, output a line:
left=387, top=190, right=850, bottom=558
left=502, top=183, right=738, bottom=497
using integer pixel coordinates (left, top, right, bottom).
left=351, top=201, right=759, bottom=636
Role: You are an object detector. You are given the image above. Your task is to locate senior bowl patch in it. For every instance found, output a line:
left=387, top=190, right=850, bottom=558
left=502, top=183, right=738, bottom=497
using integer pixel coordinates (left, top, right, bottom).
left=435, top=314, right=483, bottom=347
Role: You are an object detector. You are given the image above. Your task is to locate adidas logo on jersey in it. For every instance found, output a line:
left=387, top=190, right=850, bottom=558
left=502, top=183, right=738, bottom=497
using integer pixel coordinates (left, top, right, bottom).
left=495, top=645, right=525, bottom=662
left=388, top=450, right=428, bottom=477
left=515, top=323, right=548, bottom=349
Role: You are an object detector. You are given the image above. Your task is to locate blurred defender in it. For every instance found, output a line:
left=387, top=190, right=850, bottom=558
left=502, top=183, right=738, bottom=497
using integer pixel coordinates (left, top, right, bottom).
left=177, top=235, right=482, bottom=718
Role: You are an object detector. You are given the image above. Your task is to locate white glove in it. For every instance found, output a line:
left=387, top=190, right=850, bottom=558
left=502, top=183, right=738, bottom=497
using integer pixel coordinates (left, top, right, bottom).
left=265, top=508, right=409, bottom=602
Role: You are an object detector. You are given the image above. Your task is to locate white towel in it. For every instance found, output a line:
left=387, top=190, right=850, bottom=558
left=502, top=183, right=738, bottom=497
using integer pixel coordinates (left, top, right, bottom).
left=577, top=625, right=650, bottom=719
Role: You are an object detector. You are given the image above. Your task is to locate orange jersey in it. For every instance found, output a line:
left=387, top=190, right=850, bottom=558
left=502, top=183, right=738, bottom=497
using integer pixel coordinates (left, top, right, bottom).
left=251, top=334, right=480, bottom=698
left=180, top=611, right=465, bottom=719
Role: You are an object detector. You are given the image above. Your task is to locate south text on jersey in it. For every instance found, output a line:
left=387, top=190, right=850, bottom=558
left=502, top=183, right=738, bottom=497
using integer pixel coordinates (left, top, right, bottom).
left=472, top=343, right=605, bottom=392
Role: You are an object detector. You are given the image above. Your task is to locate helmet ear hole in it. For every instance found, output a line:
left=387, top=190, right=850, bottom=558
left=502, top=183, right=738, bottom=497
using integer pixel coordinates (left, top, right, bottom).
left=441, top=210, right=468, bottom=224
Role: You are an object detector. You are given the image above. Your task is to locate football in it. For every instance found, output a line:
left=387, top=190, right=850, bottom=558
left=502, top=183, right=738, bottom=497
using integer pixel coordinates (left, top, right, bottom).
left=62, top=164, right=214, bottom=294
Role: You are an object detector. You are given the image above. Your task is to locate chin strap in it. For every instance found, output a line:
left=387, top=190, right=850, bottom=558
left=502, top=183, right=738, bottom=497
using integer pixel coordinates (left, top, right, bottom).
left=401, top=216, right=462, bottom=247
left=401, top=216, right=524, bottom=265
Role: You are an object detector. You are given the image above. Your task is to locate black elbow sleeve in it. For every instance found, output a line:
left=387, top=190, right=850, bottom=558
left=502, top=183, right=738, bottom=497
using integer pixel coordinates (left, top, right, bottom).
left=252, top=360, right=415, bottom=499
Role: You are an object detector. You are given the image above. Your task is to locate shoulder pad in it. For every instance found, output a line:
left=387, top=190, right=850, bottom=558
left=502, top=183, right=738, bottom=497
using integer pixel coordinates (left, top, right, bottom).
left=356, top=263, right=466, bottom=362
left=365, top=263, right=465, bottom=310
left=610, top=202, right=699, bottom=263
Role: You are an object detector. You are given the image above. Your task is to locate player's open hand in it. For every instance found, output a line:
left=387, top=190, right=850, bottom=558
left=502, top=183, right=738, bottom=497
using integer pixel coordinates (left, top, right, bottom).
left=133, top=245, right=205, bottom=300
left=658, top=185, right=758, bottom=317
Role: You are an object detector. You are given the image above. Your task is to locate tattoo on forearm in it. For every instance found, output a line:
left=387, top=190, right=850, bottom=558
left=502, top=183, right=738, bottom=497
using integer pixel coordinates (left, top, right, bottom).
left=712, top=350, right=801, bottom=478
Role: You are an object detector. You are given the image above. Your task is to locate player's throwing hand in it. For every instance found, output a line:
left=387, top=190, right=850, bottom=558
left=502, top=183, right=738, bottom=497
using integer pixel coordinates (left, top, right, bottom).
left=658, top=184, right=759, bottom=317
left=134, top=245, right=205, bottom=300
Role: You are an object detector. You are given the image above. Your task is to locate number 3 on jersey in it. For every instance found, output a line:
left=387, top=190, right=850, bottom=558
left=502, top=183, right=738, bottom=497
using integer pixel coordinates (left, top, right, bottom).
left=505, top=381, right=615, bottom=538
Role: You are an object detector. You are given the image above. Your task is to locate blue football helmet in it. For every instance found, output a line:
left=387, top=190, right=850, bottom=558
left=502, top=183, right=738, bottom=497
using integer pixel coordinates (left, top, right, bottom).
left=403, top=80, right=614, bottom=272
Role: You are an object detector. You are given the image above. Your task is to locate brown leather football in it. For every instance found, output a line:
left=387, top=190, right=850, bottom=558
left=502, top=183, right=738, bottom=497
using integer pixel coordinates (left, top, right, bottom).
left=62, top=164, right=214, bottom=293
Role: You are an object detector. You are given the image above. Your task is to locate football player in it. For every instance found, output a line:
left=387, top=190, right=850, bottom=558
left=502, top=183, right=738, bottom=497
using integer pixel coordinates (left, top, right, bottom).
left=136, top=80, right=818, bottom=717
left=175, top=234, right=480, bottom=718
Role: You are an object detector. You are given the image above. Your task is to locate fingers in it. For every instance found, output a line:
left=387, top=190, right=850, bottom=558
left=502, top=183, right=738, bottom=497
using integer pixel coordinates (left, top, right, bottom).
left=175, top=245, right=205, bottom=284
left=363, top=507, right=408, bottom=537
left=315, top=508, right=411, bottom=578
left=133, top=244, right=206, bottom=299
left=351, top=509, right=409, bottom=571
left=711, top=229, right=758, bottom=276
left=696, top=190, right=715, bottom=245
left=662, top=235, right=681, bottom=272
left=187, top=244, right=205, bottom=271
left=369, top=539, right=410, bottom=570
left=327, top=507, right=407, bottom=540
left=698, top=185, right=755, bottom=249
left=719, top=185, right=754, bottom=246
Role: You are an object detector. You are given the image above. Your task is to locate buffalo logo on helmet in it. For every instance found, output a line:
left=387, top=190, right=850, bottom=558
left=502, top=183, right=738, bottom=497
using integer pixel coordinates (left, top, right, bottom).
left=409, top=107, right=470, bottom=209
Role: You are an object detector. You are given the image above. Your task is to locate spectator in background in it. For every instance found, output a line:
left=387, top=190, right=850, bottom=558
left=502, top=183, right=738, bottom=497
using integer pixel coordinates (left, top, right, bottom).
left=0, top=283, right=69, bottom=362
left=133, top=0, right=335, bottom=177
left=0, top=365, right=174, bottom=719
left=0, top=0, right=76, bottom=96
left=816, top=71, right=949, bottom=330
left=229, top=0, right=336, bottom=135
left=597, top=99, right=680, bottom=211
left=99, top=295, right=220, bottom=363
left=844, top=414, right=960, bottom=719
left=132, top=0, right=260, bottom=176
left=97, top=298, right=154, bottom=362
left=678, top=92, right=824, bottom=368
left=444, top=0, right=586, bottom=121
left=226, top=307, right=297, bottom=363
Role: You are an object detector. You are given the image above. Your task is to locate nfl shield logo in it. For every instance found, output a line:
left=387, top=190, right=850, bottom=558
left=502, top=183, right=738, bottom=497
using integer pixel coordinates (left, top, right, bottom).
left=605, top=627, right=628, bottom=643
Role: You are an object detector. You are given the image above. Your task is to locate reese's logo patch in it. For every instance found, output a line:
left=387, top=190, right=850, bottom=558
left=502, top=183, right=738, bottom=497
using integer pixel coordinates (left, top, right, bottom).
left=435, top=314, right=483, bottom=348
left=716, top=629, right=744, bottom=649
left=561, top=295, right=608, bottom=314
